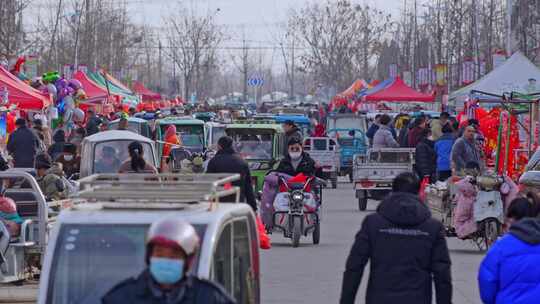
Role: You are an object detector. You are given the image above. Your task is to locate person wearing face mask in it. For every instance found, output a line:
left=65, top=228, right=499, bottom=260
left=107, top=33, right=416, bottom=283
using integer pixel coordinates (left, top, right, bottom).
left=55, top=144, right=80, bottom=177
left=414, top=128, right=437, bottom=183
left=102, top=218, right=236, bottom=304
left=276, top=137, right=323, bottom=178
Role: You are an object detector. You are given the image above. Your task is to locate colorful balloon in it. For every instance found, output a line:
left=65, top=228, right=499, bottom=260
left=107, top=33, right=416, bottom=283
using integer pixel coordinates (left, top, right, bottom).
left=73, top=108, right=85, bottom=122
left=68, top=79, right=83, bottom=90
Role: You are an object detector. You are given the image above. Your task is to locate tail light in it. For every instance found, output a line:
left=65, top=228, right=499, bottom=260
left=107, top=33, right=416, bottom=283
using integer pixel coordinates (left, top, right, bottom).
left=359, top=180, right=375, bottom=188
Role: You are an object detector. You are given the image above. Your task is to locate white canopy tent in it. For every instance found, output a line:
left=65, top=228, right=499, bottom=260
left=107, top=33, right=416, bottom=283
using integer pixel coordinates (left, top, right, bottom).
left=450, top=52, right=540, bottom=102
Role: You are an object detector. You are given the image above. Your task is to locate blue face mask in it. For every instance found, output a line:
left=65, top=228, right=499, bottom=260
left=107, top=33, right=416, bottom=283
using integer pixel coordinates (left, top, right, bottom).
left=149, top=257, right=185, bottom=285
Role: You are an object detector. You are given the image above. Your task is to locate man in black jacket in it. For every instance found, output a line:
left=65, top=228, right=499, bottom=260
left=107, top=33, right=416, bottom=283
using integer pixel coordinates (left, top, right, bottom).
left=276, top=137, right=323, bottom=178
left=7, top=119, right=40, bottom=168
left=206, top=136, right=257, bottom=211
left=340, top=172, right=452, bottom=304
left=85, top=109, right=102, bottom=136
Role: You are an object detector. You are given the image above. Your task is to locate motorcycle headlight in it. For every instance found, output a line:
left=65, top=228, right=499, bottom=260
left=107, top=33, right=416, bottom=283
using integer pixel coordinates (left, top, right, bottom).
left=291, top=191, right=304, bottom=203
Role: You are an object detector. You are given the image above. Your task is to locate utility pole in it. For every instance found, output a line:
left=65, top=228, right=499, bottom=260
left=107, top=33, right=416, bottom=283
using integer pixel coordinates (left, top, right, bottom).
left=290, top=37, right=295, bottom=100
left=158, top=39, right=162, bottom=93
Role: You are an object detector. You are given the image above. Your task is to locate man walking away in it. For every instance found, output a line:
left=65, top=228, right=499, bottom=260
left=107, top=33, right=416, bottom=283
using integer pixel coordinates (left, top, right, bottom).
left=7, top=119, right=40, bottom=168
left=206, top=136, right=257, bottom=212
left=340, top=172, right=452, bottom=304
left=85, top=109, right=102, bottom=136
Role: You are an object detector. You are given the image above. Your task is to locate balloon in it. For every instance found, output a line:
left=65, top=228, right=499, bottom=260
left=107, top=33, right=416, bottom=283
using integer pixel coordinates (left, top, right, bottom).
left=68, top=79, right=83, bottom=90
left=63, top=95, right=75, bottom=110
left=42, top=71, right=60, bottom=84
left=63, top=108, right=73, bottom=123
left=46, top=84, right=57, bottom=100
left=57, top=99, right=65, bottom=115
left=55, top=78, right=68, bottom=89
left=73, top=108, right=85, bottom=122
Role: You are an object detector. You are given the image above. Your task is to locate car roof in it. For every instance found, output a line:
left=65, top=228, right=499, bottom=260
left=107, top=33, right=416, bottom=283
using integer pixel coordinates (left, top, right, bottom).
left=82, top=130, right=154, bottom=144
left=227, top=121, right=283, bottom=130
left=56, top=202, right=253, bottom=226
left=273, top=114, right=311, bottom=124
left=157, top=117, right=205, bottom=125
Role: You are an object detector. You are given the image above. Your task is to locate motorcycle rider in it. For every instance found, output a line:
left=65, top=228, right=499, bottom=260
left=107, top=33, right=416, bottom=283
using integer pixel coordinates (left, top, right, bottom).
left=102, top=217, right=236, bottom=304
left=275, top=137, right=323, bottom=178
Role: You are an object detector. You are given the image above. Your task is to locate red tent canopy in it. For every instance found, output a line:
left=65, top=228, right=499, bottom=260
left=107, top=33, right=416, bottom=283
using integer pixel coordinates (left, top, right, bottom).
left=132, top=81, right=162, bottom=101
left=365, top=77, right=435, bottom=102
left=0, top=66, right=51, bottom=109
left=73, top=71, right=115, bottom=101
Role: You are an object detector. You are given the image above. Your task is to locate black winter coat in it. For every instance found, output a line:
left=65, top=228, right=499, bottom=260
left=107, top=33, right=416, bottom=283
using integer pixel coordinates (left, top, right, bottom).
left=7, top=126, right=40, bottom=168
left=415, top=138, right=437, bottom=180
left=206, top=147, right=257, bottom=211
left=102, top=271, right=236, bottom=304
left=340, top=192, right=452, bottom=304
left=86, top=115, right=102, bottom=136
left=275, top=152, right=323, bottom=178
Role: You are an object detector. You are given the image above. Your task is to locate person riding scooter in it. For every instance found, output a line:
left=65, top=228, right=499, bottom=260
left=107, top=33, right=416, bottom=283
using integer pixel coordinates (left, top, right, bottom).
left=275, top=137, right=323, bottom=178
left=102, top=217, right=235, bottom=304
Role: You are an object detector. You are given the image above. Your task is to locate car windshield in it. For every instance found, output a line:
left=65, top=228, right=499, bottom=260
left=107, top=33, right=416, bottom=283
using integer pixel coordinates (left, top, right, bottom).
left=230, top=133, right=273, bottom=160
left=46, top=224, right=206, bottom=304
left=181, top=134, right=203, bottom=147
left=211, top=127, right=226, bottom=145
left=93, top=141, right=154, bottom=174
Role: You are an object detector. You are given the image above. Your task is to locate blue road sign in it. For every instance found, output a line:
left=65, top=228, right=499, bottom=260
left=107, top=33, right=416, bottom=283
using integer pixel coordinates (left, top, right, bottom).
left=248, top=75, right=264, bottom=87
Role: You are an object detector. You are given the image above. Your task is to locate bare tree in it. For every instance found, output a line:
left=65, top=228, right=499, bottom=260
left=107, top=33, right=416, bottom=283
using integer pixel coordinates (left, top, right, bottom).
left=0, top=0, right=31, bottom=58
left=289, top=0, right=391, bottom=92
left=166, top=4, right=223, bottom=101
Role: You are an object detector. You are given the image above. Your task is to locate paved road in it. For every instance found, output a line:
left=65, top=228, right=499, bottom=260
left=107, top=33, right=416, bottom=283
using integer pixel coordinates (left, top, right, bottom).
left=261, top=180, right=484, bottom=304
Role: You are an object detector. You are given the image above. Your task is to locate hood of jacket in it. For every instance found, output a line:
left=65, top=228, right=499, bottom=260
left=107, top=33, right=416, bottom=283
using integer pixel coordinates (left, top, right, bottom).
left=510, top=218, right=540, bottom=245
left=377, top=192, right=431, bottom=226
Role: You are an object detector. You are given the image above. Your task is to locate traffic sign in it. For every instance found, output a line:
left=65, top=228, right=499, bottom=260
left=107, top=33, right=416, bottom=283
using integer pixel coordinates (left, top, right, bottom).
left=248, top=75, right=264, bottom=87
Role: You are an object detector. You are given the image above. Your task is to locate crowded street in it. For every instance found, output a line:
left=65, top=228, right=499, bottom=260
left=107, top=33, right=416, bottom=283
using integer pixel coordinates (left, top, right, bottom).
left=261, top=180, right=484, bottom=304
left=2, top=0, right=540, bottom=303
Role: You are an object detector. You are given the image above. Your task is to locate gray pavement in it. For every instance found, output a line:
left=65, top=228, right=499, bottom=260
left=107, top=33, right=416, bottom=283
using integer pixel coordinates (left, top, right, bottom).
left=261, top=180, right=484, bottom=304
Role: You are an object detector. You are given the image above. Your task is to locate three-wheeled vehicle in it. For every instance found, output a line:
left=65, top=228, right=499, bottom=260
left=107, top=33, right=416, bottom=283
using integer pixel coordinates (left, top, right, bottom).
left=108, top=117, right=152, bottom=138
left=226, top=121, right=285, bottom=192
left=79, top=130, right=158, bottom=178
left=303, top=137, right=339, bottom=188
left=425, top=174, right=505, bottom=250
left=353, top=148, right=415, bottom=211
left=37, top=173, right=260, bottom=304
left=156, top=117, right=206, bottom=157
left=326, top=113, right=369, bottom=182
left=0, top=170, right=48, bottom=287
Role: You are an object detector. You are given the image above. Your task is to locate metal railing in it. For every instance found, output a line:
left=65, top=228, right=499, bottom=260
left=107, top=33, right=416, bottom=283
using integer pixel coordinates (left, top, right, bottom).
left=74, top=173, right=241, bottom=209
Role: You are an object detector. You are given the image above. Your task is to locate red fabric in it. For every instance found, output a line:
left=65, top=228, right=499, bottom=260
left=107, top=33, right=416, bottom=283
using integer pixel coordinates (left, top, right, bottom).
left=0, top=66, right=51, bottom=109
left=419, top=176, right=430, bottom=202
left=365, top=77, right=435, bottom=102
left=133, top=81, right=162, bottom=101
left=73, top=71, right=117, bottom=101
left=313, top=124, right=326, bottom=137
left=256, top=215, right=271, bottom=249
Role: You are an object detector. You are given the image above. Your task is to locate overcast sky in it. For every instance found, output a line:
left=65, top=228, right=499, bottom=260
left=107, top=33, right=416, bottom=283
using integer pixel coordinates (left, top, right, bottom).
left=130, top=0, right=404, bottom=40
